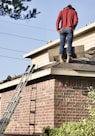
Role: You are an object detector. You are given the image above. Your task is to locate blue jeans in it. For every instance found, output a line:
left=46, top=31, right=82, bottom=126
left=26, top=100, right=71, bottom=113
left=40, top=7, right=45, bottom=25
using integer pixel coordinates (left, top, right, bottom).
left=59, top=28, right=73, bottom=55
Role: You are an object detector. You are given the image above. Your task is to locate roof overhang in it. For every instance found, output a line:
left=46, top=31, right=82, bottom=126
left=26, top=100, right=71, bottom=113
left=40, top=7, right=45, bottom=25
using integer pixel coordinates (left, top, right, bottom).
left=0, top=64, right=95, bottom=90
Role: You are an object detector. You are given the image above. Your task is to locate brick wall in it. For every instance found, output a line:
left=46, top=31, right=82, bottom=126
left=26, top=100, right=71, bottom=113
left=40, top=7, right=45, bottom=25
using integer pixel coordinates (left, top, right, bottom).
left=29, top=79, right=55, bottom=134
left=1, top=78, right=55, bottom=136
left=0, top=76, right=95, bottom=136
left=2, top=85, right=31, bottom=135
left=54, top=76, right=95, bottom=128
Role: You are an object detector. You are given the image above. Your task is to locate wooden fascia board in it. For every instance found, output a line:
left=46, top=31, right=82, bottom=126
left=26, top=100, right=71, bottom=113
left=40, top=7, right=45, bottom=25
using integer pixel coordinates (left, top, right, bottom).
left=0, top=68, right=51, bottom=90
left=51, top=67, right=95, bottom=77
left=1, top=67, right=95, bottom=90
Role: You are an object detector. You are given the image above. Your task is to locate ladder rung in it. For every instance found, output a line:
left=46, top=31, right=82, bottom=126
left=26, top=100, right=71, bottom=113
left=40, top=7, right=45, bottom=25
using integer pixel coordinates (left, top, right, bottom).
left=0, top=121, right=3, bottom=124
left=0, top=132, right=3, bottom=135
left=9, top=101, right=14, bottom=103
left=30, top=111, right=35, bottom=114
left=29, top=123, right=35, bottom=126
left=9, top=100, right=17, bottom=103
left=32, top=87, right=37, bottom=89
left=30, top=99, right=36, bottom=101
left=5, top=111, right=9, bottom=113
left=0, top=120, right=9, bottom=123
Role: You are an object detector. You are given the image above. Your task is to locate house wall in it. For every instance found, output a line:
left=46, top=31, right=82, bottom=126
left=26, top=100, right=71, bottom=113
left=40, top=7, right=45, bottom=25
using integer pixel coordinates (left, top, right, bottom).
left=26, top=26, right=95, bottom=67
left=73, top=30, right=95, bottom=51
left=29, top=79, right=55, bottom=134
left=30, top=29, right=95, bottom=67
left=1, top=76, right=95, bottom=136
left=31, top=51, right=50, bottom=69
left=1, top=86, right=31, bottom=135
left=54, top=76, right=95, bottom=128
left=2, top=78, right=55, bottom=136
left=31, top=45, right=59, bottom=69
left=31, top=44, right=85, bottom=69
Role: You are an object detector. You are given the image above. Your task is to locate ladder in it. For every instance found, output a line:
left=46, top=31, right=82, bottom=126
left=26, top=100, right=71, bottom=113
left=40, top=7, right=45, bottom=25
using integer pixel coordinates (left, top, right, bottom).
left=0, top=64, right=35, bottom=135
left=29, top=85, right=37, bottom=134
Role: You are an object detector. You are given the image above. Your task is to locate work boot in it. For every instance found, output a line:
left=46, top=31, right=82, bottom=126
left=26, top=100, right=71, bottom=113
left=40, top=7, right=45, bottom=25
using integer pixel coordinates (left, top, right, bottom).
left=66, top=54, right=72, bottom=63
left=59, top=54, right=65, bottom=63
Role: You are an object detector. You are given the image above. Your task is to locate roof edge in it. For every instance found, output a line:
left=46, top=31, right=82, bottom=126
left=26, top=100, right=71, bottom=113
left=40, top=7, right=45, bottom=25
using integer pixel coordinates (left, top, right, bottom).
left=1, top=64, right=95, bottom=90
left=23, top=39, right=60, bottom=58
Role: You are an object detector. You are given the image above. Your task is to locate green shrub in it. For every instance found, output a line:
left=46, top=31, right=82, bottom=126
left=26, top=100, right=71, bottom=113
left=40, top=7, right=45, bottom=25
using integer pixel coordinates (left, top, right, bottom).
left=43, top=87, right=95, bottom=136
left=43, top=120, right=95, bottom=136
left=43, top=126, right=59, bottom=136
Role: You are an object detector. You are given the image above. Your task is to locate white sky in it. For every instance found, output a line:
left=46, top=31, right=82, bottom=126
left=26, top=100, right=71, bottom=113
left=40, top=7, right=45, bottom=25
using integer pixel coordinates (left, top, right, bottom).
left=0, top=0, right=95, bottom=81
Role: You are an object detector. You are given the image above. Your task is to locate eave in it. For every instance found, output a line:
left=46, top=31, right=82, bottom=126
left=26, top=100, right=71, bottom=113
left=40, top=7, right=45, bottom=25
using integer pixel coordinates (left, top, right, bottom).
left=0, top=62, right=95, bottom=90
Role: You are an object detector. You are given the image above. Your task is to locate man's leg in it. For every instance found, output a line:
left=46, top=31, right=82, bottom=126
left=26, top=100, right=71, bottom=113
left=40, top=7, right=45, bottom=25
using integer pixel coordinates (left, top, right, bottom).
left=66, top=29, right=73, bottom=63
left=59, top=30, right=66, bottom=62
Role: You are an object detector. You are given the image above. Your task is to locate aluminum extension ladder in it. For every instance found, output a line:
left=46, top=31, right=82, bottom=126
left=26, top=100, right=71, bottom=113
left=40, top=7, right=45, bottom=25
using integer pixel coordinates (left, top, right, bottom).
left=0, top=64, right=35, bottom=135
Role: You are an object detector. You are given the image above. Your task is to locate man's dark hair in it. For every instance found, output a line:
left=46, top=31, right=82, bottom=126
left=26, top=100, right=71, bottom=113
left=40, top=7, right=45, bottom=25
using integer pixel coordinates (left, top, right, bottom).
left=64, top=4, right=75, bottom=10
left=66, top=4, right=72, bottom=8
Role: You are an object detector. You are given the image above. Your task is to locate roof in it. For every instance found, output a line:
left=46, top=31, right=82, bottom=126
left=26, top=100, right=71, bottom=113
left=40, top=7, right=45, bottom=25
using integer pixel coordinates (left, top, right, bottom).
left=0, top=57, right=95, bottom=90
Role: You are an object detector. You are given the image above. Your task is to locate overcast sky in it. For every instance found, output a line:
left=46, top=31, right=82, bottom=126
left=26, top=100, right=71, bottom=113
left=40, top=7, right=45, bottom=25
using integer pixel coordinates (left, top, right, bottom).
left=0, top=0, right=95, bottom=81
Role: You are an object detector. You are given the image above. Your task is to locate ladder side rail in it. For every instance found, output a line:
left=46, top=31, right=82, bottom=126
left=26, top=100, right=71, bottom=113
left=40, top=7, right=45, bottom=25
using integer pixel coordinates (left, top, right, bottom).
left=1, top=64, right=34, bottom=119
left=0, top=96, right=21, bottom=133
left=14, top=75, right=31, bottom=95
left=8, top=64, right=35, bottom=114
left=4, top=65, right=33, bottom=111
left=14, top=77, right=31, bottom=97
left=15, top=80, right=27, bottom=93
left=0, top=95, right=21, bottom=122
left=30, top=64, right=35, bottom=73
left=2, top=94, right=21, bottom=119
left=14, top=65, right=33, bottom=95
left=15, top=65, right=35, bottom=93
left=0, top=94, right=20, bottom=133
left=0, top=64, right=35, bottom=134
left=2, top=90, right=23, bottom=116
left=15, top=65, right=32, bottom=91
left=5, top=95, right=21, bottom=120
left=15, top=74, right=27, bottom=91
left=8, top=91, right=21, bottom=103
left=15, top=65, right=33, bottom=92
left=1, top=73, right=31, bottom=120
left=0, top=116, right=10, bottom=134
left=0, top=74, right=29, bottom=133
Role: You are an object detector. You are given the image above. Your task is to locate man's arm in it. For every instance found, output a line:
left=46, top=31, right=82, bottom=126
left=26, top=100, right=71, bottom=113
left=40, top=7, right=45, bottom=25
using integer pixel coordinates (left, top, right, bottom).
left=73, top=11, right=78, bottom=29
left=56, top=10, right=62, bottom=31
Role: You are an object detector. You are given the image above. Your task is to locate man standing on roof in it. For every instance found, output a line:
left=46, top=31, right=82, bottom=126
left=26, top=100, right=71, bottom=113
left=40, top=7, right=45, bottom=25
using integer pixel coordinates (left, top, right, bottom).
left=56, top=4, right=78, bottom=63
